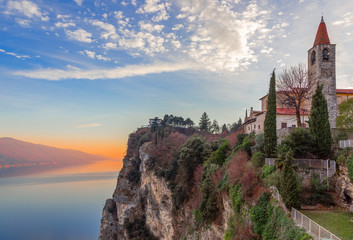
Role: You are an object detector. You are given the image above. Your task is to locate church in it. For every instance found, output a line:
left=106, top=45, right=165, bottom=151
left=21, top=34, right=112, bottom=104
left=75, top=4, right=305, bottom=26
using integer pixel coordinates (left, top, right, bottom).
left=244, top=17, right=353, bottom=134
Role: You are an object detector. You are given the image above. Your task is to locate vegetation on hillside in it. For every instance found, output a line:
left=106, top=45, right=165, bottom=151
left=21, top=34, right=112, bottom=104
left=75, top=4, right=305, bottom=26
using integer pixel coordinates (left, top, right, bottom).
left=264, top=69, right=277, bottom=157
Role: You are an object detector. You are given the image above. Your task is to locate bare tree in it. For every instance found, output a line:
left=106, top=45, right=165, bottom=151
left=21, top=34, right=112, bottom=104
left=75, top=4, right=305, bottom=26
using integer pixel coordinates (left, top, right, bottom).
left=277, top=64, right=314, bottom=127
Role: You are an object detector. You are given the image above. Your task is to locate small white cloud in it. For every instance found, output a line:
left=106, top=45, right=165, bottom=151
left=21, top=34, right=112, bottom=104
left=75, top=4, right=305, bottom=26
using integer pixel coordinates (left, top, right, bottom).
left=55, top=22, right=76, bottom=28
left=57, top=14, right=70, bottom=19
left=131, top=0, right=136, bottom=6
left=15, top=18, right=31, bottom=27
left=139, top=21, right=164, bottom=32
left=77, top=123, right=101, bottom=128
left=74, top=0, right=83, bottom=6
left=80, top=50, right=96, bottom=58
left=0, top=48, right=30, bottom=59
left=91, top=20, right=119, bottom=40
left=172, top=24, right=184, bottom=31
left=103, top=42, right=118, bottom=49
left=65, top=28, right=92, bottom=43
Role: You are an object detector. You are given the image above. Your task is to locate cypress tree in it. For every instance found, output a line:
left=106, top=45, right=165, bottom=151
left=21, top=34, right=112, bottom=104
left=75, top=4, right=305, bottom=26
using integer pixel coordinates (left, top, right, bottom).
left=280, top=149, right=301, bottom=210
left=199, top=112, right=211, bottom=132
left=264, top=69, right=277, bottom=157
left=309, top=83, right=332, bottom=158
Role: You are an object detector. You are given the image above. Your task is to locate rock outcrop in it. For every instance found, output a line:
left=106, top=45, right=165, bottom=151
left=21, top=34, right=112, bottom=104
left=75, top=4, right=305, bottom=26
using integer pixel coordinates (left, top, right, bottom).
left=99, top=141, right=233, bottom=240
left=333, top=165, right=353, bottom=203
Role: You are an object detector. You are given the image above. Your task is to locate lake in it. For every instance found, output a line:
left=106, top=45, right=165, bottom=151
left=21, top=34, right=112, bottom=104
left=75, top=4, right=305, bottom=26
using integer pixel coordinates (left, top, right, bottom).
left=0, top=160, right=120, bottom=240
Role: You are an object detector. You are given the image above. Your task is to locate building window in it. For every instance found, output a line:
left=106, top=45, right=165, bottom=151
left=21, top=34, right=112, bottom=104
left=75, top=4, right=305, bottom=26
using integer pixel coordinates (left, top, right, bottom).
left=311, top=50, right=316, bottom=65
left=323, top=48, right=329, bottom=61
left=254, top=125, right=256, bottom=129
left=258, top=125, right=260, bottom=129
left=281, top=122, right=287, bottom=129
left=292, top=125, right=296, bottom=128
left=248, top=126, right=250, bottom=130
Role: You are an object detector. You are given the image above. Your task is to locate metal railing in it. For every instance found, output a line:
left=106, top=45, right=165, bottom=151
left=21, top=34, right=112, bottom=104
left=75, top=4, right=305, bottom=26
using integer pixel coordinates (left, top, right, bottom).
left=265, top=158, right=336, bottom=178
left=291, top=208, right=341, bottom=240
left=339, top=139, right=353, bottom=148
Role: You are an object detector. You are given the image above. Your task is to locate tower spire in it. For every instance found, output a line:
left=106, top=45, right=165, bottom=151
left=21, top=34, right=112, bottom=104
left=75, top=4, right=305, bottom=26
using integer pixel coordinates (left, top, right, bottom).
left=313, top=16, right=330, bottom=46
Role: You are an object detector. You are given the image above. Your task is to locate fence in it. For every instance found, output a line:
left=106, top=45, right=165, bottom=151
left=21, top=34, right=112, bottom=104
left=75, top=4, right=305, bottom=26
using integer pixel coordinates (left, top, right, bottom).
left=265, top=158, right=336, bottom=178
left=339, top=139, right=353, bottom=148
left=291, top=208, right=341, bottom=240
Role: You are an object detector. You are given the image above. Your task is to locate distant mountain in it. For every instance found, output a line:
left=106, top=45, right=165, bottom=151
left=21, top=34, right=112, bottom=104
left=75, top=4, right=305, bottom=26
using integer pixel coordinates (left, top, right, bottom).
left=0, top=137, right=109, bottom=168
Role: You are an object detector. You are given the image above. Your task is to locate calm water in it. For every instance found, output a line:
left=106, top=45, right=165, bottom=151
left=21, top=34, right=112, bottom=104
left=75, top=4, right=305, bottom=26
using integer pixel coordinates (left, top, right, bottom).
left=0, top=161, right=120, bottom=240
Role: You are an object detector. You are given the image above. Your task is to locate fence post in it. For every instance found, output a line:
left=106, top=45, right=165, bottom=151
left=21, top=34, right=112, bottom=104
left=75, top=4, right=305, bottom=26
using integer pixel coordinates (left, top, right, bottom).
left=319, top=225, right=321, bottom=239
left=309, top=219, right=311, bottom=233
left=301, top=212, right=303, bottom=226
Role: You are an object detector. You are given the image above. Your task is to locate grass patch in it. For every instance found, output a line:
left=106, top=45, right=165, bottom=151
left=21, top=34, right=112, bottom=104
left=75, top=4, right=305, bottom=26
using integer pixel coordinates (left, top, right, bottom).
left=301, top=208, right=353, bottom=240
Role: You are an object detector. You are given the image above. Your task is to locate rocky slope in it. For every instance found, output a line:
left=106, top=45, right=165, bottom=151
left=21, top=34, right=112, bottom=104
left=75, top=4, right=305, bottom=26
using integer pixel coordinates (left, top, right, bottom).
left=99, top=140, right=233, bottom=240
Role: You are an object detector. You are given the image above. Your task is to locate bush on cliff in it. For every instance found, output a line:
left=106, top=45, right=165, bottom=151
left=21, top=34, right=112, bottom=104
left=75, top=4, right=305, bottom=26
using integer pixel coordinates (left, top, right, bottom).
left=172, top=135, right=211, bottom=209
left=208, top=139, right=230, bottom=166
left=281, top=128, right=313, bottom=157
left=251, top=152, right=266, bottom=168
left=347, top=154, right=353, bottom=182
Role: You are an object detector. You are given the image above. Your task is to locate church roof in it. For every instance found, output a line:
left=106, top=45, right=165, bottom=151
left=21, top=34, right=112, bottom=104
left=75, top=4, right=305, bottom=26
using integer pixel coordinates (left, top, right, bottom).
left=336, top=89, right=353, bottom=94
left=277, top=108, right=310, bottom=116
left=313, top=16, right=330, bottom=47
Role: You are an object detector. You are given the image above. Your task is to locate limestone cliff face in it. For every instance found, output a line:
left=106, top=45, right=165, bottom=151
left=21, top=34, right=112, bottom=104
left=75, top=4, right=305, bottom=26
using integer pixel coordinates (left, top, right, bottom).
left=99, top=141, right=233, bottom=240
left=333, top=165, right=353, bottom=204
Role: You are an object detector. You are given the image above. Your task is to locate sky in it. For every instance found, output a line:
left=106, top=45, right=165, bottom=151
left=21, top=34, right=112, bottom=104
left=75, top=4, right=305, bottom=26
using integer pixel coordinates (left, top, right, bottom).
left=1, top=0, right=353, bottom=160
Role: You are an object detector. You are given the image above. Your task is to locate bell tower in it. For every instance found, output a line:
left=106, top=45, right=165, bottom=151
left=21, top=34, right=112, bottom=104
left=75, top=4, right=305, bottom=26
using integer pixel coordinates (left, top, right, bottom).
left=308, top=16, right=337, bottom=128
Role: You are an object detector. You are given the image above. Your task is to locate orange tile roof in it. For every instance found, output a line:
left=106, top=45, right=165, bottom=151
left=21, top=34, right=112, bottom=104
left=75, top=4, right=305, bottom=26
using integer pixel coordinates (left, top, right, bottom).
left=277, top=108, right=310, bottom=116
left=336, top=89, right=353, bottom=94
left=313, top=17, right=330, bottom=47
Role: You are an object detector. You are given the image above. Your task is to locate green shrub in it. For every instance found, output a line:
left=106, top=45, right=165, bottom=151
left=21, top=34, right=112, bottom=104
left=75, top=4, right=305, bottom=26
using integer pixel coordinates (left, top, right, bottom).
left=263, top=169, right=281, bottom=190
left=280, top=149, right=302, bottom=210
left=138, top=132, right=152, bottom=146
left=347, top=154, right=353, bottom=182
left=262, top=205, right=311, bottom=240
left=196, top=162, right=219, bottom=224
left=229, top=184, right=243, bottom=213
left=337, top=154, right=347, bottom=165
left=303, top=175, right=334, bottom=207
left=281, top=128, right=313, bottom=157
left=209, top=139, right=230, bottom=166
left=237, top=133, right=248, bottom=146
left=216, top=172, right=228, bottom=191
left=261, top=165, right=276, bottom=179
left=251, top=152, right=266, bottom=168
left=250, top=192, right=270, bottom=235
left=333, top=131, right=348, bottom=144
left=251, top=133, right=264, bottom=154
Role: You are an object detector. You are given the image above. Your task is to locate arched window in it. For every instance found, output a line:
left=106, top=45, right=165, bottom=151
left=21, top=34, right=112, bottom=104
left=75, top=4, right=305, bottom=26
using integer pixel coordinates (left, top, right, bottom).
left=311, top=50, right=316, bottom=65
left=323, top=48, right=329, bottom=61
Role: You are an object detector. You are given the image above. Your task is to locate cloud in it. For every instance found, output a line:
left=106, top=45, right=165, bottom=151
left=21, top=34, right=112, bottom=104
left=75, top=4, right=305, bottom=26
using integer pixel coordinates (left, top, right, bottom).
left=79, top=50, right=112, bottom=61
left=5, top=0, right=42, bottom=18
left=12, top=62, right=198, bottom=80
left=90, top=20, right=119, bottom=40
left=77, top=123, right=101, bottom=128
left=74, top=0, right=83, bottom=6
left=136, top=0, right=170, bottom=22
left=55, top=22, right=76, bottom=28
left=0, top=48, right=30, bottom=59
left=65, top=28, right=92, bottom=43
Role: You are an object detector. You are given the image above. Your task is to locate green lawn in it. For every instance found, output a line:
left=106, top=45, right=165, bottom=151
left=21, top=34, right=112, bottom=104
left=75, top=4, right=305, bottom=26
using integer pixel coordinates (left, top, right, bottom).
left=301, top=209, right=353, bottom=240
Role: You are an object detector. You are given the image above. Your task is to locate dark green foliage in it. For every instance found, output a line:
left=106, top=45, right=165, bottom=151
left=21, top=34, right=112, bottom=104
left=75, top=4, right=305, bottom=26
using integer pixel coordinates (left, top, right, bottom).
left=303, top=175, right=334, bottom=206
left=199, top=112, right=211, bottom=132
left=222, top=124, right=228, bottom=133
left=210, top=119, right=220, bottom=133
left=263, top=169, right=281, bottom=190
left=172, top=135, right=211, bottom=208
left=251, top=152, right=266, bottom=168
left=209, top=139, right=230, bottom=165
left=280, top=149, right=302, bottom=210
left=337, top=97, right=353, bottom=129
left=262, top=205, right=312, bottom=240
left=264, top=70, right=277, bottom=157
left=237, top=133, right=247, bottom=146
left=250, top=192, right=270, bottom=235
left=347, top=154, right=353, bottom=182
left=127, top=157, right=141, bottom=184
left=275, top=144, right=291, bottom=170
left=309, top=84, right=332, bottom=158
left=229, top=184, right=243, bottom=213
left=196, top=162, right=219, bottom=224
left=333, top=131, right=348, bottom=144
left=161, top=114, right=195, bottom=128
left=281, top=128, right=313, bottom=157
left=261, top=165, right=276, bottom=179
left=124, top=218, right=158, bottom=240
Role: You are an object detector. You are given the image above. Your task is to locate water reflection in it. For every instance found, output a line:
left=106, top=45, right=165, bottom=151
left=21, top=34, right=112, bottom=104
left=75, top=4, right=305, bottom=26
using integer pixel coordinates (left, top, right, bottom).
left=0, top=160, right=121, bottom=240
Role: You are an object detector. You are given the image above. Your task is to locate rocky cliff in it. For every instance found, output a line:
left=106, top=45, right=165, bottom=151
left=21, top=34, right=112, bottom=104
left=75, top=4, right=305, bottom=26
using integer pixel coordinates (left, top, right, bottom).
left=99, top=128, right=315, bottom=240
left=99, top=140, right=233, bottom=240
